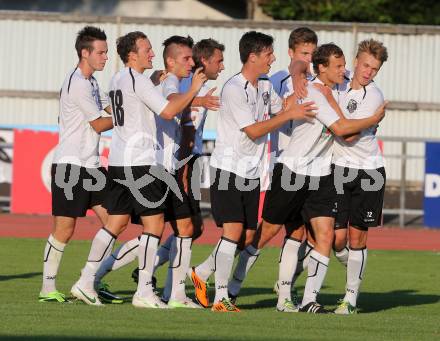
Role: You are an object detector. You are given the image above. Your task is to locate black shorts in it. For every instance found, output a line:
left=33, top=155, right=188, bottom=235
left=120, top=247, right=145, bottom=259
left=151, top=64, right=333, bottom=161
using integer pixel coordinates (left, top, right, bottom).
left=51, top=163, right=108, bottom=217
left=105, top=165, right=191, bottom=220
left=210, top=167, right=260, bottom=230
left=262, top=163, right=336, bottom=225
left=334, top=166, right=386, bottom=230
left=284, top=215, right=305, bottom=234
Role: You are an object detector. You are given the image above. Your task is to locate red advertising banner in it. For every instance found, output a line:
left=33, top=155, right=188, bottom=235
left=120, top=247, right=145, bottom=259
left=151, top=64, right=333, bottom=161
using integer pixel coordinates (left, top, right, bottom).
left=11, top=129, right=110, bottom=215
left=11, top=130, right=58, bottom=214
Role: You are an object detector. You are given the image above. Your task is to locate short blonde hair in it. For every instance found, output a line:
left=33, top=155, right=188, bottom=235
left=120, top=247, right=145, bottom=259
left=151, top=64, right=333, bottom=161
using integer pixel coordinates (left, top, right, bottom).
left=356, top=39, right=388, bottom=64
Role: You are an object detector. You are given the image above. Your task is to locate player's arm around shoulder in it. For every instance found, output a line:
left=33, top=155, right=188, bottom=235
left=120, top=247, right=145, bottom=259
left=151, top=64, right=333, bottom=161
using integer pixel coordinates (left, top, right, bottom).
left=328, top=96, right=387, bottom=137
left=160, top=67, right=206, bottom=120
left=132, top=72, right=171, bottom=120
left=243, top=90, right=316, bottom=141
left=312, top=82, right=359, bottom=142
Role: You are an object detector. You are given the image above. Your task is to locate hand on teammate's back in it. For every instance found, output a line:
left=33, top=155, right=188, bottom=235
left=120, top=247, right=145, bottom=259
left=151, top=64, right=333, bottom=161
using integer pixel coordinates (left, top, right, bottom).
left=190, top=67, right=207, bottom=92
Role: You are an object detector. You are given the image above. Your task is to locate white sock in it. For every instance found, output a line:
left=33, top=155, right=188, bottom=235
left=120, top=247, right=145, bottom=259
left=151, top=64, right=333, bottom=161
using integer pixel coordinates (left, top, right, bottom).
left=136, top=233, right=160, bottom=298
left=292, top=241, right=313, bottom=287
left=301, top=250, right=330, bottom=307
left=79, top=228, right=116, bottom=290
left=192, top=239, right=221, bottom=281
left=153, top=234, right=174, bottom=273
left=41, top=234, right=66, bottom=294
left=302, top=241, right=314, bottom=269
left=213, top=238, right=237, bottom=303
left=277, top=238, right=301, bottom=305
left=228, top=245, right=260, bottom=297
left=334, top=246, right=349, bottom=267
left=95, top=237, right=140, bottom=285
left=344, top=247, right=367, bottom=307
left=163, top=236, right=192, bottom=302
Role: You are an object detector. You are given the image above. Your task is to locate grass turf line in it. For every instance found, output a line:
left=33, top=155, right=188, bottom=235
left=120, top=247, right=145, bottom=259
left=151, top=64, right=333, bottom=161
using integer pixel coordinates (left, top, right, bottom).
left=0, top=238, right=439, bottom=340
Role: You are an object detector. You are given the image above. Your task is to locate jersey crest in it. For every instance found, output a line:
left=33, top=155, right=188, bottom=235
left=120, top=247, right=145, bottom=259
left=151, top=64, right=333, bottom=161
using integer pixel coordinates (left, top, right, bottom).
left=347, top=99, right=358, bottom=113
left=262, top=91, right=270, bottom=105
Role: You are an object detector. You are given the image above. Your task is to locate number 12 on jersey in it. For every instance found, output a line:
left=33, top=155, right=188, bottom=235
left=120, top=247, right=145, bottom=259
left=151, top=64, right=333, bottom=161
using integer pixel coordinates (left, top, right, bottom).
left=109, top=90, right=125, bottom=126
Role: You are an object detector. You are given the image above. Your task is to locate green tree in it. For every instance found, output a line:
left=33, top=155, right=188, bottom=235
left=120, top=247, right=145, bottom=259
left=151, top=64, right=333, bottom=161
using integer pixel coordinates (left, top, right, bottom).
left=261, top=0, right=440, bottom=25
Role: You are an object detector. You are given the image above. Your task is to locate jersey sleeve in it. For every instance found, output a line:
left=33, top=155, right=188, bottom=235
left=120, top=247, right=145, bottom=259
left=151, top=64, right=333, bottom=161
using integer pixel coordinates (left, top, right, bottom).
left=70, top=80, right=102, bottom=122
left=223, top=83, right=254, bottom=129
left=162, top=75, right=180, bottom=99
left=311, top=87, right=340, bottom=127
left=136, top=75, right=169, bottom=116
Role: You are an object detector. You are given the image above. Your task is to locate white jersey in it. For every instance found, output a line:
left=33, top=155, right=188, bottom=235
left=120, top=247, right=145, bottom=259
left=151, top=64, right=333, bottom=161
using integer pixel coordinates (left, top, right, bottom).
left=155, top=73, right=182, bottom=173
left=278, top=77, right=340, bottom=177
left=333, top=75, right=385, bottom=169
left=210, top=73, right=283, bottom=179
left=53, top=67, right=109, bottom=168
left=270, top=69, right=314, bottom=156
left=108, top=67, right=169, bottom=167
left=180, top=76, right=210, bottom=156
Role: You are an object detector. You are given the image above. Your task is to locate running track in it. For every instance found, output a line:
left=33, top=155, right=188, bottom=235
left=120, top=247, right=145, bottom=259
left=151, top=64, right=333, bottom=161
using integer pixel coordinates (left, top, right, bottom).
left=0, top=214, right=439, bottom=251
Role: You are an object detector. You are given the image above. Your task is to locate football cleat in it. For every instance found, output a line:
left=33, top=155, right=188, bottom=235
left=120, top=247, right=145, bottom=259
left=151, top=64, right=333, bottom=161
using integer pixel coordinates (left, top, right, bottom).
left=211, top=298, right=240, bottom=312
left=299, top=301, right=328, bottom=314
left=334, top=300, right=357, bottom=315
left=38, top=290, right=69, bottom=303
left=190, top=267, right=209, bottom=308
left=71, top=282, right=103, bottom=306
left=168, top=297, right=202, bottom=309
left=97, top=282, right=124, bottom=304
left=132, top=292, right=169, bottom=309
left=276, top=298, right=299, bottom=313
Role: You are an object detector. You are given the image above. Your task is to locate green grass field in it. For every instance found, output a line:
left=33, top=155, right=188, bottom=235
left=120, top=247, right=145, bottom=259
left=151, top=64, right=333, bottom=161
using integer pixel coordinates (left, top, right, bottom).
left=0, top=238, right=439, bottom=341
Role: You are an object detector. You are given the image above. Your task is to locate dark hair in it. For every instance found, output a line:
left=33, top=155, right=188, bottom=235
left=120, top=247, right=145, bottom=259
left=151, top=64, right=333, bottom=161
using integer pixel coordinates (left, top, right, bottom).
left=192, top=38, right=225, bottom=68
left=75, top=26, right=107, bottom=59
left=312, top=43, right=344, bottom=75
left=116, top=31, right=147, bottom=64
left=239, top=31, right=273, bottom=64
left=288, top=27, right=318, bottom=49
left=162, top=35, right=194, bottom=66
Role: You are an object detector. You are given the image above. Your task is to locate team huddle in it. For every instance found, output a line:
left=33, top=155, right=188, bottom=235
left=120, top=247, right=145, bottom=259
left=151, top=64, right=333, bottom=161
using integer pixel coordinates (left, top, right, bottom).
left=39, top=25, right=388, bottom=314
